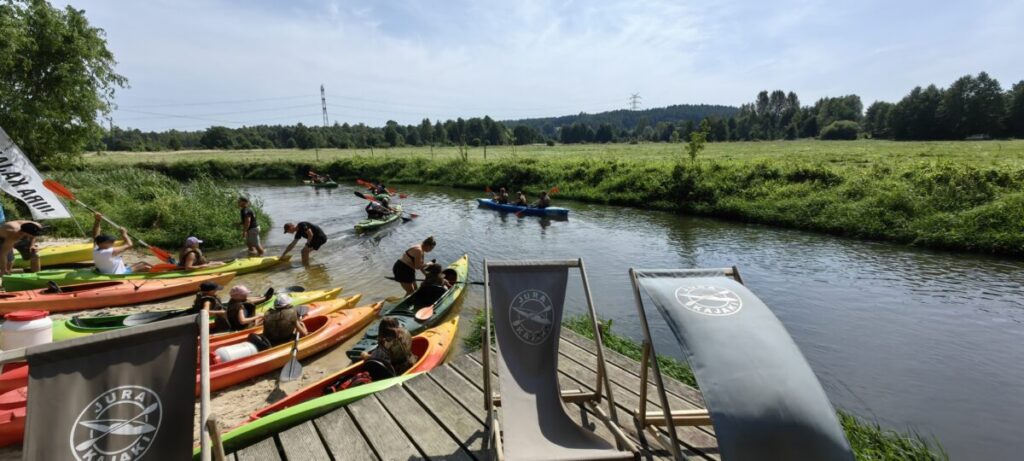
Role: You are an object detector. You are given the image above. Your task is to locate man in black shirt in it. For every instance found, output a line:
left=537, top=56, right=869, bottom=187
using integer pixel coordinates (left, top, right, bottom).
left=238, top=197, right=264, bottom=256
left=281, top=221, right=327, bottom=265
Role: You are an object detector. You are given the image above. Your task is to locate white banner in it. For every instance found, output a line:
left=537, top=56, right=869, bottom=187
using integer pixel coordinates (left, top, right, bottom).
left=0, top=126, right=72, bottom=220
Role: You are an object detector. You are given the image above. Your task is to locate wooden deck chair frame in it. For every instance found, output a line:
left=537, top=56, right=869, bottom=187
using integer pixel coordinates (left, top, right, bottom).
left=629, top=266, right=742, bottom=460
left=482, top=258, right=637, bottom=461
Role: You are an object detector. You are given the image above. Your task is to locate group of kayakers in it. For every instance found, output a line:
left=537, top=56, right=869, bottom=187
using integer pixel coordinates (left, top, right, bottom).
left=491, top=187, right=552, bottom=209
left=190, top=280, right=305, bottom=349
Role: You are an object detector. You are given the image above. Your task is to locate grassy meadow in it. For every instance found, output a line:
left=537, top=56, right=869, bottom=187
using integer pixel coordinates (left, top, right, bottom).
left=83, top=139, right=1024, bottom=256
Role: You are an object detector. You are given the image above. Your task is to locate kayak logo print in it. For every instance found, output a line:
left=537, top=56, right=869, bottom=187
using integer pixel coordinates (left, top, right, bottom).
left=70, top=385, right=162, bottom=460
left=674, top=285, right=743, bottom=316
left=509, top=289, right=555, bottom=345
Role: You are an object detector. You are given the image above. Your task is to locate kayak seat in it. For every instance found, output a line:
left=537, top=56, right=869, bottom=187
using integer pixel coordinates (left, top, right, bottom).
left=364, top=359, right=396, bottom=380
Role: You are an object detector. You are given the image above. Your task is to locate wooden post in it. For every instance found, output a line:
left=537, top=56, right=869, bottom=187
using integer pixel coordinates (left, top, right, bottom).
left=199, top=314, right=211, bottom=461
left=206, top=415, right=226, bottom=461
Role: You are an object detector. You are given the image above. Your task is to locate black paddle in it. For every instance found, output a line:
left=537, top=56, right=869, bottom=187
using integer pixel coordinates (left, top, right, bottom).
left=354, top=191, right=417, bottom=222
left=384, top=275, right=484, bottom=286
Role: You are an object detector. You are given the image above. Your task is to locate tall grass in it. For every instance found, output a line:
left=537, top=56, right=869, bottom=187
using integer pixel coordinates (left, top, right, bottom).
left=0, top=168, right=270, bottom=250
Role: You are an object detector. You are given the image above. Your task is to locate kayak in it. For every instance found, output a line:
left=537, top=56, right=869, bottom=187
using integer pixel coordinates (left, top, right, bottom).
left=203, top=305, right=381, bottom=392
left=311, top=181, right=339, bottom=189
left=0, top=293, right=361, bottom=396
left=347, top=254, right=468, bottom=360
left=12, top=241, right=121, bottom=269
left=207, top=318, right=459, bottom=456
left=354, top=205, right=403, bottom=232
left=1, top=256, right=290, bottom=292
left=476, top=198, right=570, bottom=217
left=0, top=307, right=381, bottom=448
left=0, top=273, right=237, bottom=313
left=51, top=287, right=342, bottom=342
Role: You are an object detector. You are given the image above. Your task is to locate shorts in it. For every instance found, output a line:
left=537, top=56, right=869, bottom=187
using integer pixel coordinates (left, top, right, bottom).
left=305, top=235, right=327, bottom=251
left=392, top=260, right=416, bottom=283
left=246, top=227, right=262, bottom=247
left=5, top=238, right=34, bottom=262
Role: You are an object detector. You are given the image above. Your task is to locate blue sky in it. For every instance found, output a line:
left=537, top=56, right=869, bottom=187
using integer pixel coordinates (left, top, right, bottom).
left=57, top=0, right=1024, bottom=131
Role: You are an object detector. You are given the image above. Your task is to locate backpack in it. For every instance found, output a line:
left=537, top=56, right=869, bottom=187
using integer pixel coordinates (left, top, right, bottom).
left=247, top=333, right=273, bottom=351
left=323, top=371, right=373, bottom=394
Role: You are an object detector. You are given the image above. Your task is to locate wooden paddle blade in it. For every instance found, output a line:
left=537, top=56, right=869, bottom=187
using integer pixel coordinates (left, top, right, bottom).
left=148, top=263, right=179, bottom=273
left=414, top=306, right=434, bottom=322
left=43, top=179, right=76, bottom=200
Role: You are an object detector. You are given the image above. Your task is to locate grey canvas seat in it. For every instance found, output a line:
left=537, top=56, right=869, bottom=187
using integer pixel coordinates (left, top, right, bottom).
left=629, top=266, right=854, bottom=461
left=484, top=259, right=636, bottom=461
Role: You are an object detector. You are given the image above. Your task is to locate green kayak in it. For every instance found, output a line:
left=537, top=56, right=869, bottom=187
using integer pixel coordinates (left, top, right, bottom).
left=346, top=254, right=468, bottom=359
left=1, top=256, right=289, bottom=292
left=197, top=374, right=417, bottom=457
left=51, top=288, right=341, bottom=341
left=353, top=205, right=403, bottom=232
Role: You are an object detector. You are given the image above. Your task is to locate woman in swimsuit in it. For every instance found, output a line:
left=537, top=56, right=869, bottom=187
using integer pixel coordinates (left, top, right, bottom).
left=392, top=236, right=436, bottom=295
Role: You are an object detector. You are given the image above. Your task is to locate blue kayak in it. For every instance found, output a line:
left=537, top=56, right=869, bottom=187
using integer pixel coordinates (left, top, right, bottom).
left=476, top=198, right=570, bottom=217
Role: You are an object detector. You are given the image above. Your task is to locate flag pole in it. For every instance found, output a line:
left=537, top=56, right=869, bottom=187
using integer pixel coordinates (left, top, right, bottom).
left=199, top=314, right=211, bottom=461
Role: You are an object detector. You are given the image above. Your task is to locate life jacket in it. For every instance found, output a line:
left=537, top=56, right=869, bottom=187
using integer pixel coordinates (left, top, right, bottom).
left=374, top=193, right=391, bottom=208
left=179, top=248, right=207, bottom=267
left=189, top=294, right=222, bottom=316
left=262, top=306, right=298, bottom=345
left=223, top=300, right=254, bottom=332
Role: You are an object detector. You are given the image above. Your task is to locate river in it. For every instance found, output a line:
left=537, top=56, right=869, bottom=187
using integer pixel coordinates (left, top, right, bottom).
left=234, top=181, right=1023, bottom=461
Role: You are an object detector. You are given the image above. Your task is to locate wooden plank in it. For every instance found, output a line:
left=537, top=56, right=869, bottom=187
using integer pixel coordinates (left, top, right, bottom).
left=561, top=329, right=705, bottom=406
left=313, top=407, right=379, bottom=460
left=233, top=437, right=281, bottom=461
left=347, top=392, right=422, bottom=460
left=276, top=421, right=331, bottom=461
left=425, top=364, right=488, bottom=423
left=407, top=368, right=490, bottom=457
left=374, top=384, right=474, bottom=461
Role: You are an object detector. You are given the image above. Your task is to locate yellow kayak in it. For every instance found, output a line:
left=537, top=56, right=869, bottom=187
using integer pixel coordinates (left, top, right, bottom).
left=12, top=241, right=123, bottom=269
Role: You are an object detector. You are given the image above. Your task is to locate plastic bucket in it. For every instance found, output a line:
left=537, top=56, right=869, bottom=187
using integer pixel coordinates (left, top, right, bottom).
left=1, top=310, right=53, bottom=350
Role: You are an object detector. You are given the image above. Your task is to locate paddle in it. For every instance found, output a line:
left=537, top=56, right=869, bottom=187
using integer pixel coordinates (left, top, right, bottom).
left=384, top=276, right=483, bottom=286
left=353, top=191, right=418, bottom=222
left=75, top=402, right=159, bottom=451
left=43, top=179, right=176, bottom=264
left=515, top=185, right=560, bottom=218
left=358, top=179, right=409, bottom=199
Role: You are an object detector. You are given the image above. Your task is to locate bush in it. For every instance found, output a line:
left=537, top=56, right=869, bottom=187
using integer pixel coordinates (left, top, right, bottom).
left=545, top=140, right=555, bottom=146
left=820, top=121, right=860, bottom=140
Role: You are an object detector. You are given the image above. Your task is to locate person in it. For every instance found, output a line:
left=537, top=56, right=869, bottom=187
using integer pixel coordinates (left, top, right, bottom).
left=392, top=236, right=436, bottom=295
left=365, top=192, right=392, bottom=220
left=441, top=268, right=458, bottom=289
left=281, top=221, right=327, bottom=265
left=513, top=190, right=528, bottom=206
left=91, top=213, right=152, bottom=274
left=188, top=281, right=228, bottom=323
left=361, top=317, right=416, bottom=375
left=410, top=263, right=447, bottom=308
left=178, top=236, right=225, bottom=270
left=373, top=182, right=388, bottom=196
left=215, top=285, right=268, bottom=332
left=259, top=294, right=307, bottom=347
left=534, top=191, right=552, bottom=209
left=0, top=220, right=42, bottom=274
left=493, top=187, right=510, bottom=204
left=238, top=197, right=264, bottom=256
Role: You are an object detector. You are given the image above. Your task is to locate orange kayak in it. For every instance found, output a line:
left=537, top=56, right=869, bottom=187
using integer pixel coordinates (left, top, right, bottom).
left=0, top=273, right=237, bottom=313
left=250, top=317, right=459, bottom=421
left=204, top=304, right=382, bottom=393
left=0, top=387, right=25, bottom=448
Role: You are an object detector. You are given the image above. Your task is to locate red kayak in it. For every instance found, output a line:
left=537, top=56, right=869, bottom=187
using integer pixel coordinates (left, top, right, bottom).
left=0, top=273, right=236, bottom=313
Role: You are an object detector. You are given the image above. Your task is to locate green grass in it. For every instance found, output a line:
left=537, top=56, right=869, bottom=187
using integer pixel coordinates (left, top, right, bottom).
left=80, top=140, right=1024, bottom=256
left=462, top=311, right=946, bottom=460
left=1, top=168, right=270, bottom=250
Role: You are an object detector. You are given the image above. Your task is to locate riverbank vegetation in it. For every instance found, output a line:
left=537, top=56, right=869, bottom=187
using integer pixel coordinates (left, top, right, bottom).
left=463, top=311, right=946, bottom=460
left=0, top=168, right=268, bottom=250
left=86, top=140, right=1024, bottom=256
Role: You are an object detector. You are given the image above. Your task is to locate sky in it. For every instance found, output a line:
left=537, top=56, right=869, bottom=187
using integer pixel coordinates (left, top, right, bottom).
left=55, top=0, right=1024, bottom=132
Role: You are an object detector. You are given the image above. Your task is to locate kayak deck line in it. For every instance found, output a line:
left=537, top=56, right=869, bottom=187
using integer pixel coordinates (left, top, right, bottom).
left=223, top=329, right=715, bottom=459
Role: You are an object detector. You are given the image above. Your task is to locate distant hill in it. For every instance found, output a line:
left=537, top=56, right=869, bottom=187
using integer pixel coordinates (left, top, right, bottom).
left=503, top=104, right=740, bottom=136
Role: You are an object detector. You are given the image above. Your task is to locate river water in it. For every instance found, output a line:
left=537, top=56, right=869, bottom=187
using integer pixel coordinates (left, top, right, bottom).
left=235, top=181, right=1023, bottom=461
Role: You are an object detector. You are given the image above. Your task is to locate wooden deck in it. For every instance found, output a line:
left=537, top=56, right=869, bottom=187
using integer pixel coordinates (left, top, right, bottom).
left=229, top=329, right=719, bottom=460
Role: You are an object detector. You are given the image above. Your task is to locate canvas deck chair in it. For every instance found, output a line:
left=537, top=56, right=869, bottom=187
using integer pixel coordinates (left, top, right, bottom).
left=629, top=266, right=854, bottom=461
left=483, top=259, right=637, bottom=461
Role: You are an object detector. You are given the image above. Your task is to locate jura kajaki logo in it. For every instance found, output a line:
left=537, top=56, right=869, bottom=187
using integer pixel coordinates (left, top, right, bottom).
left=70, top=385, right=162, bottom=461
left=674, top=285, right=743, bottom=316
left=509, top=289, right=555, bottom=345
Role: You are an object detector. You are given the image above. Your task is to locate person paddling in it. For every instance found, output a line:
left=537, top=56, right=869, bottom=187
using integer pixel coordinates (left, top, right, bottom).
left=365, top=191, right=393, bottom=220
left=91, top=213, right=152, bottom=274
left=392, top=236, right=436, bottom=295
left=238, top=197, right=264, bottom=256
left=178, top=236, right=225, bottom=270
left=281, top=221, right=327, bottom=265
left=493, top=187, right=510, bottom=204
left=513, top=190, right=528, bottom=206
left=0, top=221, right=42, bottom=275
left=534, top=191, right=552, bottom=209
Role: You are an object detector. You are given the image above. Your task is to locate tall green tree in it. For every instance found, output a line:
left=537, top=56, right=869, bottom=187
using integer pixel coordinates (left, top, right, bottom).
left=0, top=0, right=126, bottom=164
left=1006, top=80, right=1024, bottom=138
left=863, top=101, right=894, bottom=138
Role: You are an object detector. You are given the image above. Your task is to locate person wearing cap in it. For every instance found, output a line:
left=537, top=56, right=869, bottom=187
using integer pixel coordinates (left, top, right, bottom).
left=281, top=221, right=327, bottom=265
left=260, top=294, right=307, bottom=346
left=0, top=220, right=43, bottom=274
left=238, top=197, right=264, bottom=256
left=178, top=236, right=225, bottom=271
left=216, top=285, right=269, bottom=332
left=189, top=281, right=228, bottom=321
left=91, top=213, right=152, bottom=275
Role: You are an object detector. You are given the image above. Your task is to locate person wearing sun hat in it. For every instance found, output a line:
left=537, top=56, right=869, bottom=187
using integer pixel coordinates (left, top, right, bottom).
left=217, top=284, right=271, bottom=332
left=178, top=236, right=225, bottom=270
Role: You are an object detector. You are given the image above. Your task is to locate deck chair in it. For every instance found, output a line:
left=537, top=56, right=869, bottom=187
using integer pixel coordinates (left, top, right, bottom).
left=629, top=266, right=854, bottom=461
left=483, top=259, right=636, bottom=461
